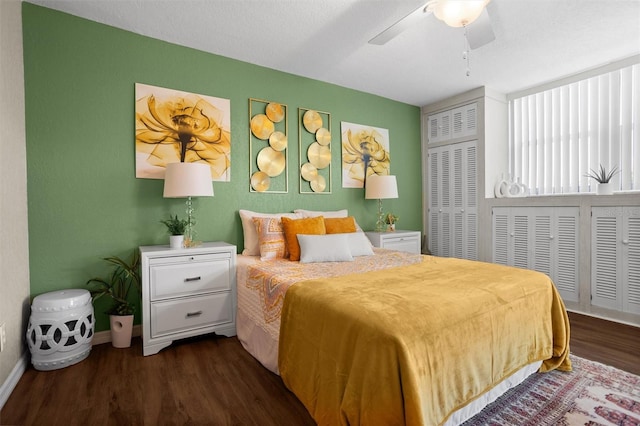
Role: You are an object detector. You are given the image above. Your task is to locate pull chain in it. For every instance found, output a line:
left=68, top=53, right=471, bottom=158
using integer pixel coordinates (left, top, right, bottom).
left=463, top=25, right=471, bottom=76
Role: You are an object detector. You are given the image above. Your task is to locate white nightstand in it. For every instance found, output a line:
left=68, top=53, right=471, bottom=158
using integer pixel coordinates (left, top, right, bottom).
left=140, top=242, right=237, bottom=356
left=365, top=230, right=422, bottom=254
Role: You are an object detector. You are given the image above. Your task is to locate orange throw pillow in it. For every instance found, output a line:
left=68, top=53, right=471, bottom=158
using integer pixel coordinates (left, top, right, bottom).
left=281, top=216, right=326, bottom=261
left=324, top=216, right=357, bottom=234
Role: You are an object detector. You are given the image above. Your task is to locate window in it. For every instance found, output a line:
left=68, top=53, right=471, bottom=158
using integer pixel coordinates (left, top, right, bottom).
left=509, top=62, right=639, bottom=195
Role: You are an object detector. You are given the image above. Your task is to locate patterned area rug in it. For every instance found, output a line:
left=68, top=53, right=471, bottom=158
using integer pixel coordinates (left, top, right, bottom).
left=464, top=355, right=640, bottom=425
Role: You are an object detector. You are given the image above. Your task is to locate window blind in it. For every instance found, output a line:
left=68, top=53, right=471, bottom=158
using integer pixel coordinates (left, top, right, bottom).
left=509, top=63, right=639, bottom=195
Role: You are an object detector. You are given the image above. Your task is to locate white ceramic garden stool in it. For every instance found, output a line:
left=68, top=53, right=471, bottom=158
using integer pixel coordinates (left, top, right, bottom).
left=26, top=289, right=94, bottom=371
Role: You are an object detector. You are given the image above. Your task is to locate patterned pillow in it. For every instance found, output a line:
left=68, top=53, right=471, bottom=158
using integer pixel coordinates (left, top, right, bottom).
left=239, top=209, right=301, bottom=256
left=281, top=216, right=327, bottom=261
left=252, top=217, right=287, bottom=260
left=324, top=216, right=357, bottom=234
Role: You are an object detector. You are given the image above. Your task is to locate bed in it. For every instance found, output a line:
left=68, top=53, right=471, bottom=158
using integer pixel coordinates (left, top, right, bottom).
left=235, top=209, right=571, bottom=426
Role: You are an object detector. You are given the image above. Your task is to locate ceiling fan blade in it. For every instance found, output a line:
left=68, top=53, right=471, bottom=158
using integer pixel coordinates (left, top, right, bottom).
left=466, top=8, right=495, bottom=49
left=368, top=3, right=429, bottom=45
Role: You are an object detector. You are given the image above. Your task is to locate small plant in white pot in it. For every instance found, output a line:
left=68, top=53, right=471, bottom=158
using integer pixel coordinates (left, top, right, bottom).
left=385, top=213, right=399, bottom=232
left=86, top=250, right=141, bottom=348
left=161, top=214, right=188, bottom=249
left=585, top=165, right=619, bottom=195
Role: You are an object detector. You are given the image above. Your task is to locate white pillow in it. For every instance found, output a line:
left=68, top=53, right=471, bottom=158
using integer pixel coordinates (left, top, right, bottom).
left=294, top=209, right=363, bottom=231
left=294, top=209, right=348, bottom=218
left=239, top=209, right=301, bottom=256
left=297, top=234, right=354, bottom=263
left=347, top=232, right=375, bottom=257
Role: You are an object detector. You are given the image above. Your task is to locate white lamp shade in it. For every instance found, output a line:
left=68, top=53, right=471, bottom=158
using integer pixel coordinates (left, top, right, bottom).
left=163, top=162, right=214, bottom=198
left=431, top=0, right=490, bottom=27
left=365, top=174, right=398, bottom=199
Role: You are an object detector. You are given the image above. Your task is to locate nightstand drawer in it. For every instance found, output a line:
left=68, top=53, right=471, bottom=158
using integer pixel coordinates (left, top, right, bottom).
left=150, top=292, right=232, bottom=337
left=383, top=236, right=421, bottom=254
left=365, top=230, right=422, bottom=254
left=150, top=258, right=231, bottom=301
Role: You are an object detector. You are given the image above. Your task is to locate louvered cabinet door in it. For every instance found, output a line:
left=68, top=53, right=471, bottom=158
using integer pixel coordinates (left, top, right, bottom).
left=451, top=103, right=477, bottom=140
left=591, top=207, right=622, bottom=311
left=492, top=207, right=530, bottom=267
left=512, top=209, right=531, bottom=270
left=622, top=208, right=640, bottom=314
left=553, top=210, right=579, bottom=302
left=427, top=110, right=452, bottom=144
left=492, top=209, right=510, bottom=265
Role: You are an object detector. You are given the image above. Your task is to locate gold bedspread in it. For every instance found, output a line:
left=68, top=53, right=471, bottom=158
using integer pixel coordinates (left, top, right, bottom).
left=278, top=255, right=571, bottom=426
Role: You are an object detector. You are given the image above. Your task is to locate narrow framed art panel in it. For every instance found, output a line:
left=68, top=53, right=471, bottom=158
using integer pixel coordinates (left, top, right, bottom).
left=135, top=83, right=231, bottom=181
left=249, top=98, right=288, bottom=193
left=341, top=121, right=391, bottom=188
left=299, top=108, right=332, bottom=194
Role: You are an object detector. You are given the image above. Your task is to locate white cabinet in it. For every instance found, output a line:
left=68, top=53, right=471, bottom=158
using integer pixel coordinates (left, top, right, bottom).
left=427, top=140, right=478, bottom=260
left=140, top=242, right=237, bottom=356
left=492, top=207, right=579, bottom=302
left=591, top=207, right=640, bottom=314
left=427, top=103, right=477, bottom=144
left=365, top=230, right=421, bottom=254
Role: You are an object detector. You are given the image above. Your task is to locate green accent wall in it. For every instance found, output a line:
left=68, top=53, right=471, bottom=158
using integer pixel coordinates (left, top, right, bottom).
left=22, top=3, right=422, bottom=331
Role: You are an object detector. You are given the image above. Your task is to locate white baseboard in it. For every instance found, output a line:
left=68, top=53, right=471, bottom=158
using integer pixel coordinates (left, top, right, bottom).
left=0, top=351, right=28, bottom=411
left=91, top=324, right=142, bottom=346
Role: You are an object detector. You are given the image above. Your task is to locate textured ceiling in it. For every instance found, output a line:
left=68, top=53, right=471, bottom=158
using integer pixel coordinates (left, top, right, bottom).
left=27, top=0, right=640, bottom=106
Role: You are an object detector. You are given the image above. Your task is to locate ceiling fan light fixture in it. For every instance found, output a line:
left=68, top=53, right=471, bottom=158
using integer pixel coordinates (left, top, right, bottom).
left=427, top=0, right=490, bottom=28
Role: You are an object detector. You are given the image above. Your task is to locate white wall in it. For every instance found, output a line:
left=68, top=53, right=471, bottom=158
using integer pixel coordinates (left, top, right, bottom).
left=0, top=0, right=31, bottom=408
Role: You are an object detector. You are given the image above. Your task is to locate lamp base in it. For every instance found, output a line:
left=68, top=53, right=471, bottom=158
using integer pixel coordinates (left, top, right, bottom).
left=375, top=199, right=386, bottom=232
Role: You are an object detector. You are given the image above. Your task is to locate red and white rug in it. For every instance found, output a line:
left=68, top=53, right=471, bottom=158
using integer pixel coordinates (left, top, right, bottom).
left=464, top=355, right=640, bottom=425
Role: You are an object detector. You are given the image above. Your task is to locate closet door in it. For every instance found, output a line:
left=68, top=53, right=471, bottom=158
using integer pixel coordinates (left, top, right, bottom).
left=428, top=146, right=451, bottom=257
left=451, top=141, right=478, bottom=260
left=428, top=141, right=477, bottom=260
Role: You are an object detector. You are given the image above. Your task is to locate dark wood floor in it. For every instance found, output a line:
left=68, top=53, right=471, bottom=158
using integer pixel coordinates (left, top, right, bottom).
left=1, top=312, right=638, bottom=425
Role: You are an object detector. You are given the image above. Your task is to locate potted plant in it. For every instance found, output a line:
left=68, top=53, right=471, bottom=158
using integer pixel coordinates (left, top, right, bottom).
left=86, top=250, right=141, bottom=348
left=585, top=165, right=619, bottom=195
left=385, top=213, right=399, bottom=232
left=161, top=214, right=188, bottom=249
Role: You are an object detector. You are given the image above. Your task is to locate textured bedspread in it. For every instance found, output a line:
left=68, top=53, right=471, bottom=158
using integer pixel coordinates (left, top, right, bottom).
left=278, top=255, right=571, bottom=426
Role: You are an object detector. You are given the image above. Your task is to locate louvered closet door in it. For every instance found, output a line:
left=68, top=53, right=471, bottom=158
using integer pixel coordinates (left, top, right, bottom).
left=591, top=207, right=622, bottom=311
left=428, top=146, right=452, bottom=257
left=623, top=208, right=640, bottom=314
left=451, top=141, right=478, bottom=260
left=428, top=142, right=477, bottom=259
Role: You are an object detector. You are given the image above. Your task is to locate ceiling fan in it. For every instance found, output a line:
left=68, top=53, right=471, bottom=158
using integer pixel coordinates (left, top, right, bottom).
left=369, top=0, right=495, bottom=50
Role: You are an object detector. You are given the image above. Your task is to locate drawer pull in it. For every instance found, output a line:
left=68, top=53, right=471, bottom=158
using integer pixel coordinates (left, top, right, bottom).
left=186, top=311, right=203, bottom=318
left=184, top=276, right=201, bottom=282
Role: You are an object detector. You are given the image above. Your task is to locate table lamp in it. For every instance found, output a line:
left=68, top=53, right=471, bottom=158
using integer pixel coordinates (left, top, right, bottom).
left=365, top=174, right=398, bottom=232
left=163, top=162, right=213, bottom=246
